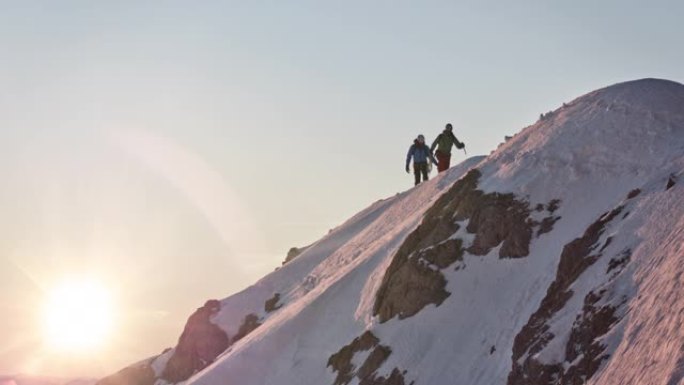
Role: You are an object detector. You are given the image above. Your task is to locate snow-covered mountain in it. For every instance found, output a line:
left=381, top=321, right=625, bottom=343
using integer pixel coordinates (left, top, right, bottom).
left=98, top=78, right=684, bottom=385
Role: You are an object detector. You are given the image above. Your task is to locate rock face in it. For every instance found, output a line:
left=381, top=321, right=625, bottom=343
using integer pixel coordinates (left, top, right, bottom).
left=373, top=169, right=560, bottom=323
left=161, top=300, right=229, bottom=383
left=507, top=204, right=629, bottom=385
left=328, top=331, right=412, bottom=385
left=264, top=293, right=283, bottom=312
left=231, top=313, right=261, bottom=343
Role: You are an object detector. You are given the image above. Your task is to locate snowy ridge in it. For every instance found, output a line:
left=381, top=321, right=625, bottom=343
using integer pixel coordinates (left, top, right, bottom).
left=98, top=78, right=684, bottom=385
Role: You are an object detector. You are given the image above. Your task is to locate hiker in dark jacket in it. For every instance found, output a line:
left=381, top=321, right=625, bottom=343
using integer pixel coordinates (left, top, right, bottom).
left=406, top=134, right=438, bottom=186
left=431, top=123, right=465, bottom=172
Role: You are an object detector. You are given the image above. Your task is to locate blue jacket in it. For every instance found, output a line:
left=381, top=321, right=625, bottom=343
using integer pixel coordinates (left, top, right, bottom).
left=406, top=141, right=438, bottom=166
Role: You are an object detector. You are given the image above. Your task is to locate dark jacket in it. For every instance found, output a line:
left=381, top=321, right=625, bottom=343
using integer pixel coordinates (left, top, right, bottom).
left=431, top=131, right=464, bottom=154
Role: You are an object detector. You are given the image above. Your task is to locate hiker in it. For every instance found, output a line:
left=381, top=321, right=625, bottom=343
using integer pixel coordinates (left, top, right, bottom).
left=406, top=134, right=438, bottom=186
left=430, top=123, right=465, bottom=172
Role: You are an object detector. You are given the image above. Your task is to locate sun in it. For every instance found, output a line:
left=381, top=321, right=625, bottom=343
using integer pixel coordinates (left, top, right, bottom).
left=42, top=279, right=115, bottom=352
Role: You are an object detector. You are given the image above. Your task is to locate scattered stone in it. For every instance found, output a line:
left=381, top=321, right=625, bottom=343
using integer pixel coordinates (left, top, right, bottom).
left=264, top=293, right=283, bottom=312
left=546, top=199, right=561, bottom=214
left=232, top=313, right=261, bottom=343
left=666, top=175, right=676, bottom=190
left=607, top=249, right=632, bottom=274
left=537, top=216, right=561, bottom=237
left=627, top=188, right=641, bottom=199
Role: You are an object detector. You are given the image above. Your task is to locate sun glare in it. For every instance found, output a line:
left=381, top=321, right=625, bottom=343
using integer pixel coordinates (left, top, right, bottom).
left=42, top=279, right=114, bottom=352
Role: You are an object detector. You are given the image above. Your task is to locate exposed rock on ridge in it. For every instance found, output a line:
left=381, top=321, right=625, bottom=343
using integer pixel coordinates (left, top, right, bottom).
left=374, top=169, right=561, bottom=323
left=327, top=331, right=412, bottom=385
left=162, top=300, right=229, bottom=383
left=507, top=202, right=631, bottom=385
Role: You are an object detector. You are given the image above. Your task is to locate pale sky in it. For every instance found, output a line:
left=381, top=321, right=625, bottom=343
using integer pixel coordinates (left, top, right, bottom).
left=0, top=0, right=682, bottom=378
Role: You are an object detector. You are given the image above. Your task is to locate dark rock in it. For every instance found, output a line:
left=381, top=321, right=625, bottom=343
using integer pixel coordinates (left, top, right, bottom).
left=465, top=192, right=533, bottom=258
left=599, top=236, right=614, bottom=253
left=264, top=293, right=283, bottom=313
left=538, top=216, right=561, bottom=236
left=490, top=345, right=496, bottom=355
left=563, top=290, right=620, bottom=382
left=232, top=313, right=261, bottom=343
left=547, top=199, right=561, bottom=214
left=627, top=188, right=641, bottom=199
left=327, top=331, right=382, bottom=385
left=359, top=368, right=413, bottom=385
left=374, top=169, right=559, bottom=323
left=507, top=205, right=625, bottom=385
left=357, top=345, right=392, bottom=380
left=162, top=300, right=229, bottom=383
left=328, top=331, right=412, bottom=385
left=419, top=239, right=464, bottom=269
left=667, top=176, right=676, bottom=190
left=372, top=246, right=456, bottom=323
left=607, top=249, right=632, bottom=274
left=282, top=246, right=308, bottom=265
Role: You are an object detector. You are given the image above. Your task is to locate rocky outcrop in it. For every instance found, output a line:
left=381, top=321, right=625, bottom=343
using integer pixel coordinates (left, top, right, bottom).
left=563, top=289, right=621, bottom=382
left=231, top=313, right=261, bottom=343
left=328, top=331, right=412, bottom=385
left=667, top=175, right=676, bottom=190
left=373, top=237, right=464, bottom=323
left=264, top=293, right=283, bottom=312
left=374, top=169, right=560, bottom=323
left=161, top=300, right=229, bottom=383
left=96, top=358, right=155, bottom=385
left=282, top=246, right=309, bottom=265
left=627, top=188, right=641, bottom=199
left=507, top=205, right=628, bottom=385
left=137, top=303, right=263, bottom=384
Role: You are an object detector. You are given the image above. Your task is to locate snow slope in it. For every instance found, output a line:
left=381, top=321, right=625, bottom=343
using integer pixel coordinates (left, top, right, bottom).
left=99, top=78, right=684, bottom=385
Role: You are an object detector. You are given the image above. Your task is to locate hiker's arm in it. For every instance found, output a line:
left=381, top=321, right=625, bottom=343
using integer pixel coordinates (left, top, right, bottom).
left=429, top=150, right=438, bottom=165
left=430, top=136, right=439, bottom=152
left=453, top=133, right=465, bottom=149
left=406, top=147, right=414, bottom=169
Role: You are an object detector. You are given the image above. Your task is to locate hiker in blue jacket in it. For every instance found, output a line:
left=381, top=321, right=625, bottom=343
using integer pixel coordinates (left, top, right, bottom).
left=406, top=134, right=438, bottom=186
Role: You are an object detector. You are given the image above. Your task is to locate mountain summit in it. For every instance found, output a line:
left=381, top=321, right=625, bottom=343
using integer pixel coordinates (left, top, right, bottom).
left=99, top=79, right=684, bottom=385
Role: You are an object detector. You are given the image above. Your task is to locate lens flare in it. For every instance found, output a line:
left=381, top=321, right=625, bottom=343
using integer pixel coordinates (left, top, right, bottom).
left=42, top=280, right=114, bottom=352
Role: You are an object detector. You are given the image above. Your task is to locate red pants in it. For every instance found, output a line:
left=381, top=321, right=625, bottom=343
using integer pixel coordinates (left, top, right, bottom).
left=435, top=151, right=451, bottom=172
